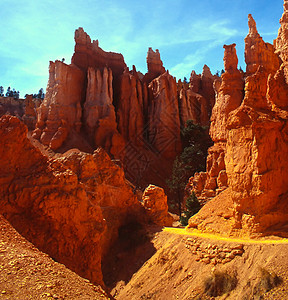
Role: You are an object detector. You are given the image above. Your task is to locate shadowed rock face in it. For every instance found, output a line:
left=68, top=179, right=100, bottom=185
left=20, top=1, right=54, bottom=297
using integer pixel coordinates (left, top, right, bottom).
left=32, top=28, right=216, bottom=192
left=0, top=115, right=147, bottom=286
left=188, top=7, right=288, bottom=236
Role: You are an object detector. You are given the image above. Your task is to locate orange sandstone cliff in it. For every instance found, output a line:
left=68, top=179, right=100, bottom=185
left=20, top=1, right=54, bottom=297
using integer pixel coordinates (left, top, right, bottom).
left=32, top=28, right=216, bottom=192
left=188, top=6, right=288, bottom=236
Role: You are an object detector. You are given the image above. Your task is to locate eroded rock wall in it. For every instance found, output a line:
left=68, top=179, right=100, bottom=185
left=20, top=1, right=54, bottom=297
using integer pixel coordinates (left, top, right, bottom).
left=0, top=115, right=147, bottom=286
left=32, top=28, right=216, bottom=193
left=188, top=44, right=244, bottom=203
left=188, top=7, right=288, bottom=235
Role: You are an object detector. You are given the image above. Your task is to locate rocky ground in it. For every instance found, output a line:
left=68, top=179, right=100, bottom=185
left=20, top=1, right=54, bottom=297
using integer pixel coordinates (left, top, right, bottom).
left=0, top=215, right=110, bottom=300
left=1, top=213, right=288, bottom=300
left=112, top=227, right=288, bottom=300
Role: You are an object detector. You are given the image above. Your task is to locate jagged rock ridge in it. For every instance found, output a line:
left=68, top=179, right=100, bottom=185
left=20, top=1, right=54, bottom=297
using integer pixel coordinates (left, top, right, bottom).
left=32, top=28, right=217, bottom=191
left=188, top=2, right=288, bottom=236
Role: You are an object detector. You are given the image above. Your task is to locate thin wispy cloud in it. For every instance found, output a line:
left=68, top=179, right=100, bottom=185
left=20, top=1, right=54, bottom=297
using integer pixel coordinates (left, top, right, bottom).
left=0, top=0, right=284, bottom=96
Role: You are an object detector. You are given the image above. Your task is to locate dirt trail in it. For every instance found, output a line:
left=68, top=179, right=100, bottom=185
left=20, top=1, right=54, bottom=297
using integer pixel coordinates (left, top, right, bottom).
left=114, top=226, right=288, bottom=300
left=164, top=227, right=288, bottom=245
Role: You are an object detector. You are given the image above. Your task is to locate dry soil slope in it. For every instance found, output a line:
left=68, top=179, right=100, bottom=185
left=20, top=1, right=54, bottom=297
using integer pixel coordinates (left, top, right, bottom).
left=0, top=215, right=110, bottom=300
left=115, top=228, right=288, bottom=300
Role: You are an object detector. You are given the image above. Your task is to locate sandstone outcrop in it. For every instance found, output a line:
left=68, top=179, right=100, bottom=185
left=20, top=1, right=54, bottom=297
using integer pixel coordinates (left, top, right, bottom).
left=0, top=115, right=145, bottom=286
left=245, top=14, right=281, bottom=76
left=84, top=67, right=125, bottom=159
left=142, top=185, right=173, bottom=226
left=178, top=65, right=217, bottom=128
left=72, top=27, right=126, bottom=78
left=117, top=67, right=146, bottom=145
left=31, top=27, right=217, bottom=197
left=22, top=94, right=38, bottom=130
left=188, top=9, right=288, bottom=236
left=148, top=71, right=181, bottom=159
left=143, top=48, right=166, bottom=83
left=188, top=44, right=244, bottom=202
left=274, top=0, right=288, bottom=63
left=32, top=61, right=84, bottom=150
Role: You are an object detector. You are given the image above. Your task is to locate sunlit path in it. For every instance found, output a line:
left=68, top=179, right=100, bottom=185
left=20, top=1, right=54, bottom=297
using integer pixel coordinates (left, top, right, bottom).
left=163, top=227, right=288, bottom=244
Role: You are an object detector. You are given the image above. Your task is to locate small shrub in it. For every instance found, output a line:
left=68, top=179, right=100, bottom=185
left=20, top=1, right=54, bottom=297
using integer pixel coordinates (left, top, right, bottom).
left=253, top=267, right=282, bottom=297
left=204, top=270, right=237, bottom=297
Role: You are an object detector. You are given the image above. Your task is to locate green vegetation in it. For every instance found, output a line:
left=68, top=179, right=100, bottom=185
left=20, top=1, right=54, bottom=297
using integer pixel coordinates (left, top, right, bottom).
left=167, top=120, right=212, bottom=216
left=180, top=192, right=201, bottom=226
left=1, top=86, right=20, bottom=99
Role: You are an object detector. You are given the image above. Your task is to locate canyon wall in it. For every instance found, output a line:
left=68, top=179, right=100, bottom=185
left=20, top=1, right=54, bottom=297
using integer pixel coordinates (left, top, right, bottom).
left=0, top=115, right=174, bottom=286
left=32, top=27, right=216, bottom=191
left=188, top=5, right=288, bottom=236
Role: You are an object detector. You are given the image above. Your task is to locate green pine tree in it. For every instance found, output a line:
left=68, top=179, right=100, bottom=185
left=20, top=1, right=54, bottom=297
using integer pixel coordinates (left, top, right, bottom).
left=180, top=192, right=201, bottom=226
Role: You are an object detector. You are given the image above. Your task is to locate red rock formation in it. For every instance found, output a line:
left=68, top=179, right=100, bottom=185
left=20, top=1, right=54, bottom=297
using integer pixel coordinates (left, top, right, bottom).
left=188, top=44, right=244, bottom=202
left=32, top=61, right=84, bottom=150
left=0, top=115, right=105, bottom=285
left=143, top=48, right=166, bottom=83
left=72, top=27, right=126, bottom=77
left=117, top=68, right=145, bottom=145
left=0, top=115, right=146, bottom=286
left=188, top=9, right=288, bottom=236
left=190, top=65, right=218, bottom=116
left=142, top=185, right=173, bottom=226
left=148, top=71, right=181, bottom=159
left=245, top=14, right=281, bottom=75
left=178, top=86, right=209, bottom=127
left=84, top=67, right=125, bottom=159
left=22, top=95, right=37, bottom=130
left=274, top=0, right=288, bottom=63
left=32, top=27, right=216, bottom=199
left=178, top=65, right=218, bottom=130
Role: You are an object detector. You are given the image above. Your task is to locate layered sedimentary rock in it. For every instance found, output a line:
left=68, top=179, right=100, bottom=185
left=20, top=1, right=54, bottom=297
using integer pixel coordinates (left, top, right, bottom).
left=178, top=65, right=217, bottom=127
left=22, top=95, right=38, bottom=130
left=32, top=61, right=84, bottom=150
left=274, top=0, right=288, bottom=63
left=84, top=67, right=125, bottom=159
left=72, top=27, right=126, bottom=77
left=32, top=27, right=216, bottom=194
left=188, top=8, right=288, bottom=236
left=188, top=44, right=244, bottom=202
left=142, top=185, right=173, bottom=226
left=143, top=48, right=166, bottom=83
left=245, top=14, right=281, bottom=75
left=148, top=71, right=181, bottom=159
left=117, top=67, right=146, bottom=145
left=0, top=115, right=146, bottom=286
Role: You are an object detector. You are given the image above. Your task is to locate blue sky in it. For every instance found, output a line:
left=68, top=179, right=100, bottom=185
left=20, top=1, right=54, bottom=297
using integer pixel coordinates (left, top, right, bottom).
left=0, top=0, right=284, bottom=97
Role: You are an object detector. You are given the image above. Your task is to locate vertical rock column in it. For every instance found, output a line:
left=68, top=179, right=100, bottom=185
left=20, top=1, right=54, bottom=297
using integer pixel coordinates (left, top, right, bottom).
left=148, top=72, right=181, bottom=159
left=33, top=61, right=84, bottom=150
left=84, top=67, right=125, bottom=159
left=188, top=44, right=244, bottom=202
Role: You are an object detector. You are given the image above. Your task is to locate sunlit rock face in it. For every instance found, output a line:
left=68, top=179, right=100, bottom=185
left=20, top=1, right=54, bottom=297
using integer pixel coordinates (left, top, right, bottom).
left=32, top=27, right=216, bottom=192
left=178, top=65, right=217, bottom=128
left=188, top=44, right=244, bottom=203
left=142, top=184, right=173, bottom=226
left=188, top=9, right=288, bottom=236
left=32, top=61, right=85, bottom=151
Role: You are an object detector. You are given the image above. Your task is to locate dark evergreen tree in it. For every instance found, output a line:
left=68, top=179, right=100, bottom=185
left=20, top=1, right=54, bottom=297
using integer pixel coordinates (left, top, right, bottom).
left=0, top=86, right=4, bottom=97
left=5, top=87, right=11, bottom=97
left=180, top=192, right=201, bottom=226
left=167, top=120, right=212, bottom=215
